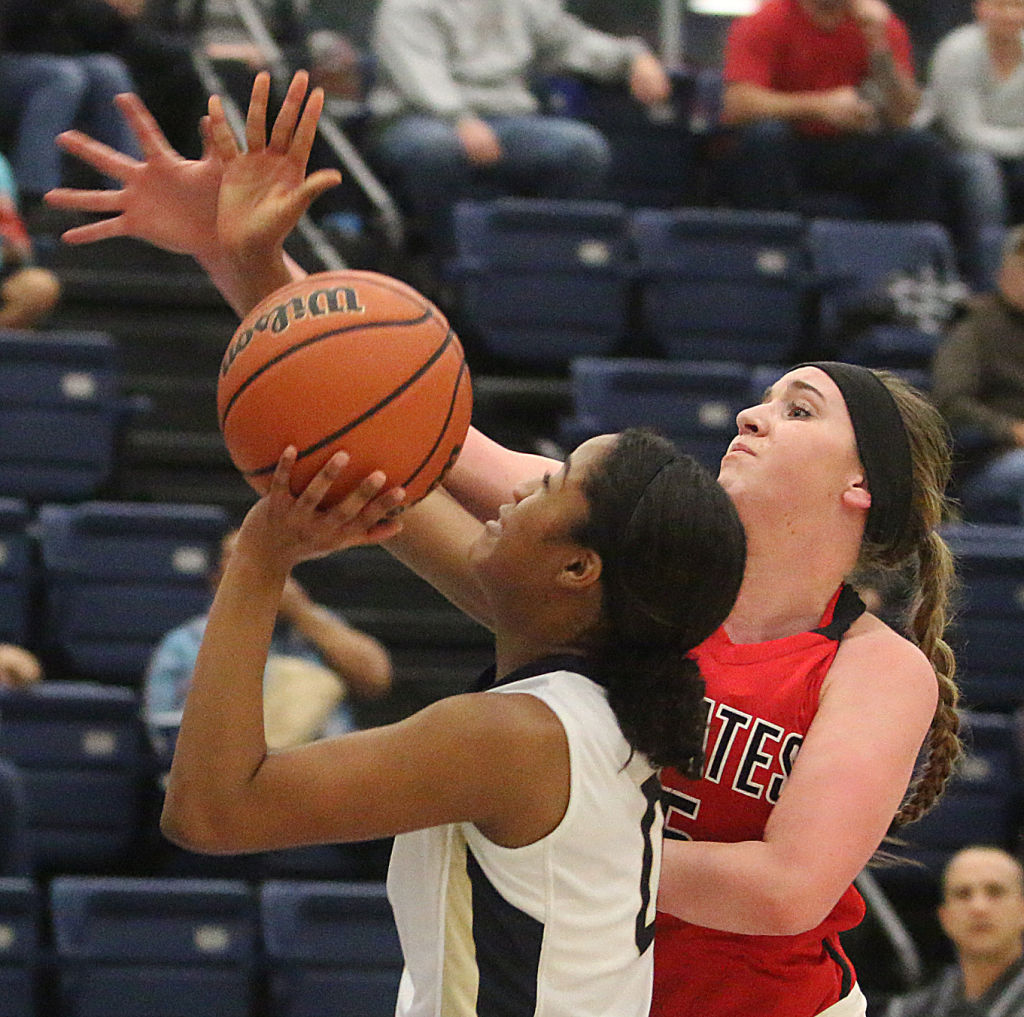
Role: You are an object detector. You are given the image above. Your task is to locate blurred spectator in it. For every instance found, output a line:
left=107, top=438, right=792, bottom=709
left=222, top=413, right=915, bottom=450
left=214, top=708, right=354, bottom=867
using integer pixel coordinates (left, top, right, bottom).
left=0, top=643, right=42, bottom=689
left=0, top=152, right=61, bottom=329
left=919, top=0, right=1024, bottom=289
left=714, top=0, right=949, bottom=225
left=364, top=0, right=672, bottom=260
left=0, top=0, right=143, bottom=215
left=931, top=224, right=1024, bottom=518
left=883, top=846, right=1024, bottom=1016
left=143, top=529, right=393, bottom=763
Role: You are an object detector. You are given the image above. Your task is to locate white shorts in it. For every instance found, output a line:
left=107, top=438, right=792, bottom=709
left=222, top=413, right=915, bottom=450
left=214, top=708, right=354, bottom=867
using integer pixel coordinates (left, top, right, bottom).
left=818, top=984, right=868, bottom=1017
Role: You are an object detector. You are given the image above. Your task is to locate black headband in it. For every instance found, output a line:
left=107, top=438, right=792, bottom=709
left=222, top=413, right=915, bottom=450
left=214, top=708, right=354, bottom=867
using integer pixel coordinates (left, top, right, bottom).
left=796, top=362, right=913, bottom=546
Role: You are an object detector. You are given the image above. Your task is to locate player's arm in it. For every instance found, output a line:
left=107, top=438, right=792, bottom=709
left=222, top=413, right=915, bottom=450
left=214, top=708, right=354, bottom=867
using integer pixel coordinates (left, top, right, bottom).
left=162, top=450, right=568, bottom=853
left=657, top=617, right=938, bottom=934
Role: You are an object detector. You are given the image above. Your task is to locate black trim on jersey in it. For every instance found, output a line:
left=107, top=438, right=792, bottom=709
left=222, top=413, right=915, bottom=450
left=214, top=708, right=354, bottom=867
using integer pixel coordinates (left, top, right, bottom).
left=822, top=938, right=853, bottom=1000
left=471, top=653, right=600, bottom=693
left=812, top=584, right=866, bottom=641
left=467, top=847, right=544, bottom=1017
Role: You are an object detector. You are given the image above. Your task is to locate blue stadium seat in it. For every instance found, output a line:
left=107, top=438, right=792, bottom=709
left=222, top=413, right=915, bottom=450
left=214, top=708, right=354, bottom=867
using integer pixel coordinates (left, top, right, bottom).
left=0, top=877, right=40, bottom=1017
left=448, top=197, right=633, bottom=366
left=632, top=207, right=812, bottom=363
left=0, top=681, right=148, bottom=872
left=36, top=501, right=229, bottom=685
left=558, top=357, right=749, bottom=471
left=806, top=218, right=963, bottom=368
left=885, top=711, right=1023, bottom=878
left=940, top=523, right=1024, bottom=709
left=260, top=880, right=403, bottom=1017
left=0, top=760, right=30, bottom=878
left=0, top=328, right=122, bottom=502
left=50, top=876, right=257, bottom=1017
left=0, top=498, right=33, bottom=647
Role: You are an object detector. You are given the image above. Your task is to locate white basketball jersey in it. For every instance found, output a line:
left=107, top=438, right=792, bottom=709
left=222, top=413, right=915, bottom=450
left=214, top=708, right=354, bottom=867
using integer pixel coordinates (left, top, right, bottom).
left=386, top=658, right=664, bottom=1017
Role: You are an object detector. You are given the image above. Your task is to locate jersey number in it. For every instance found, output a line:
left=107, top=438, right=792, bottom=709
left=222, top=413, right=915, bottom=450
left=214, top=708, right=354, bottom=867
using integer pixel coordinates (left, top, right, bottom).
left=635, top=774, right=662, bottom=955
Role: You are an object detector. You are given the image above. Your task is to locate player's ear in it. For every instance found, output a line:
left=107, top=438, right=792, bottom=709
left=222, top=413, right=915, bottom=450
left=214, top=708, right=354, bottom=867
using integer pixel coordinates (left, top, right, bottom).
left=559, top=549, right=602, bottom=589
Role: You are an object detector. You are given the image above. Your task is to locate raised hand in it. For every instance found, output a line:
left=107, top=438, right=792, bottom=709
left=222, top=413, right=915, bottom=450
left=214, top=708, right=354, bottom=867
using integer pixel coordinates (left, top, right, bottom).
left=240, top=447, right=407, bottom=575
left=46, top=93, right=223, bottom=261
left=208, top=70, right=341, bottom=284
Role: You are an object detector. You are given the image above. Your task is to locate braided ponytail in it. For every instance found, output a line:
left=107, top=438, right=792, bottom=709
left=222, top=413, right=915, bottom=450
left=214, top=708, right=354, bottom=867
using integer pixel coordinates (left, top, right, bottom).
left=860, top=373, right=962, bottom=826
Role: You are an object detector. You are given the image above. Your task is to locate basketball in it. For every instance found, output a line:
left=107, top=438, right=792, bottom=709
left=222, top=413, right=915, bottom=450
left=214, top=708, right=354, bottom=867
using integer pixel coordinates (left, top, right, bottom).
left=217, top=269, right=473, bottom=508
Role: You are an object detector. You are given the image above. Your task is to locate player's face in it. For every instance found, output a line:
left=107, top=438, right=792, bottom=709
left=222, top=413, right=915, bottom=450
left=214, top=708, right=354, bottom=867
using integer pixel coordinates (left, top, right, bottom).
left=717, top=366, right=866, bottom=527
left=939, top=849, right=1024, bottom=963
left=470, top=434, right=615, bottom=592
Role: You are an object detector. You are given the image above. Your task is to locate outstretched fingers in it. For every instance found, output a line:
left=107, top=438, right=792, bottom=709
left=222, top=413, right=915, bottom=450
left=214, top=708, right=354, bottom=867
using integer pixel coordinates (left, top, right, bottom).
left=267, top=69, right=311, bottom=152
left=54, top=130, right=137, bottom=182
left=113, top=92, right=178, bottom=162
left=207, top=93, right=242, bottom=163
left=244, top=71, right=273, bottom=154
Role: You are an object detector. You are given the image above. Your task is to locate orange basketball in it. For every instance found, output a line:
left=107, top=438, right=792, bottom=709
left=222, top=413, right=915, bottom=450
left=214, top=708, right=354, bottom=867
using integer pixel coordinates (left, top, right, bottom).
left=217, top=269, right=473, bottom=508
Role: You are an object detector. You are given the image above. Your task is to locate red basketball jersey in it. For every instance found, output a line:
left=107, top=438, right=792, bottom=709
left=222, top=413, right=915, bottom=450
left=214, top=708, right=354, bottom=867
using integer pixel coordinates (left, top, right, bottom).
left=652, top=584, right=867, bottom=1017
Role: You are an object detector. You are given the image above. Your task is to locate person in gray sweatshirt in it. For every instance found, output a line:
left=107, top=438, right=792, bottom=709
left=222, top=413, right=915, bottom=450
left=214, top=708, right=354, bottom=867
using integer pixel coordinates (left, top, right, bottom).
left=366, top=0, right=670, bottom=259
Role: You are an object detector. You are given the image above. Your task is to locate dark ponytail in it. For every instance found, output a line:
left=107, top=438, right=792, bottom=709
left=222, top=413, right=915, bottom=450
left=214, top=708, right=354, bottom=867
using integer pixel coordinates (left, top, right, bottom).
left=573, top=430, right=747, bottom=775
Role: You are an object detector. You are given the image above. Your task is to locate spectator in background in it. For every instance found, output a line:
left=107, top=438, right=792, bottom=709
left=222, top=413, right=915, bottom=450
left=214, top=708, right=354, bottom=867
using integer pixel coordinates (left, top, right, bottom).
left=0, top=0, right=143, bottom=218
left=364, top=0, right=672, bottom=263
left=931, top=224, right=1024, bottom=521
left=0, top=152, right=61, bottom=328
left=0, top=643, right=42, bottom=688
left=144, top=528, right=393, bottom=764
left=715, top=0, right=949, bottom=226
left=883, top=846, right=1024, bottom=1016
left=919, top=0, right=1024, bottom=289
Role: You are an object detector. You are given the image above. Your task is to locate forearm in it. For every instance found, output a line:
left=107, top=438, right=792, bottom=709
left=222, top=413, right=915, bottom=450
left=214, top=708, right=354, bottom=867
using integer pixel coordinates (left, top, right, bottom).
left=657, top=838, right=845, bottom=935
left=445, top=426, right=560, bottom=521
left=162, top=552, right=286, bottom=853
left=199, top=245, right=298, bottom=318
left=285, top=603, right=393, bottom=699
left=721, top=83, right=829, bottom=125
left=864, top=50, right=919, bottom=127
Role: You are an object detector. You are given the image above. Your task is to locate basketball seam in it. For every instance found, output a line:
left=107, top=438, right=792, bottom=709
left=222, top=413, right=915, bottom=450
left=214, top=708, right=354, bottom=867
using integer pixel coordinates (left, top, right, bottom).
left=219, top=309, right=435, bottom=431
left=397, top=351, right=470, bottom=491
left=243, top=328, right=458, bottom=478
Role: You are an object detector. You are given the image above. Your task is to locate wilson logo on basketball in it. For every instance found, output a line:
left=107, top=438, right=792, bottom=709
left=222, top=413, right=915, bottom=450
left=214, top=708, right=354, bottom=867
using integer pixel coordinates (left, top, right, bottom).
left=221, top=285, right=365, bottom=377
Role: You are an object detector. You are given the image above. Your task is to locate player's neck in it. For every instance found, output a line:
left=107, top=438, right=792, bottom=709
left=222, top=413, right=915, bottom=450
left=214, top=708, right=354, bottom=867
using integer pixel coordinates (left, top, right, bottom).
left=723, top=523, right=857, bottom=643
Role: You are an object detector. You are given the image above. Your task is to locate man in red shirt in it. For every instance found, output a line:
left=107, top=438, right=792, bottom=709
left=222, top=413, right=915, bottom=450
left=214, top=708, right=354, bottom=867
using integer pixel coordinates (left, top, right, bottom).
left=715, top=0, right=949, bottom=223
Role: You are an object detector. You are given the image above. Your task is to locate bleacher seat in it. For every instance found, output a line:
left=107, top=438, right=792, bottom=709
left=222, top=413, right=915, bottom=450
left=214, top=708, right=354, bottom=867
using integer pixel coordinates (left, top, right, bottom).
left=632, top=207, right=812, bottom=363
left=260, top=880, right=402, bottom=1017
left=0, top=328, right=122, bottom=502
left=0, top=877, right=40, bottom=1017
left=558, top=357, right=749, bottom=471
left=0, top=498, right=33, bottom=647
left=806, top=218, right=963, bottom=369
left=941, top=523, right=1024, bottom=709
left=0, top=681, right=149, bottom=872
left=36, top=501, right=229, bottom=685
left=448, top=197, right=633, bottom=366
left=50, top=876, right=257, bottom=1017
left=0, top=760, right=30, bottom=878
left=883, top=711, right=1023, bottom=880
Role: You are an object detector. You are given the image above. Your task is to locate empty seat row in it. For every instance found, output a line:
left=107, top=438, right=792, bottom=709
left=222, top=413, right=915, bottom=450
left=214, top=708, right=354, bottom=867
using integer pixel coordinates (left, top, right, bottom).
left=0, top=498, right=230, bottom=685
left=0, top=876, right=402, bottom=1017
left=448, top=199, right=964, bottom=369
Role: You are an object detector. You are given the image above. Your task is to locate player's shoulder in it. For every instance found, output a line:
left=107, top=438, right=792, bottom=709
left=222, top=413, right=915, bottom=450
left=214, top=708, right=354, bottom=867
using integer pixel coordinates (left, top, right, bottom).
left=832, top=611, right=938, bottom=697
